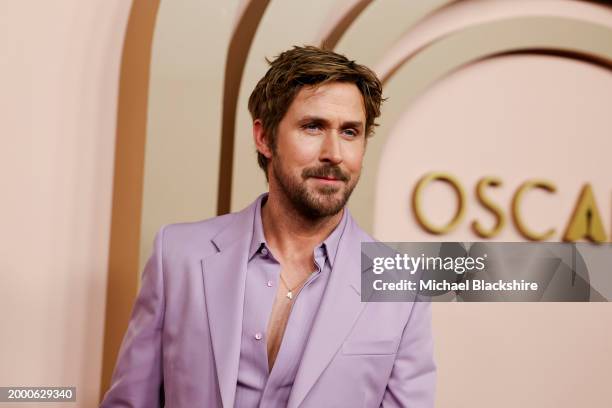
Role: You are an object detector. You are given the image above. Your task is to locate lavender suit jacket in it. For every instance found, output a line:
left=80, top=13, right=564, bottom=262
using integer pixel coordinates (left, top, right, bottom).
left=100, top=197, right=436, bottom=407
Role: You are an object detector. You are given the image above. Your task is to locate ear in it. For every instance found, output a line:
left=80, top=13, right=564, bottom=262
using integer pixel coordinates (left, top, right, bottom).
left=253, top=119, right=273, bottom=159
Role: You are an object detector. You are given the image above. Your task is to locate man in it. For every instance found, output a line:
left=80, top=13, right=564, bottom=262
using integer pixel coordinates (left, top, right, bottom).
left=101, top=45, right=436, bottom=407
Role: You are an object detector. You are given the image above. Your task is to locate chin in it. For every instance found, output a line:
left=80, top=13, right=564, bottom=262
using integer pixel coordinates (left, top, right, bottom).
left=307, top=192, right=348, bottom=216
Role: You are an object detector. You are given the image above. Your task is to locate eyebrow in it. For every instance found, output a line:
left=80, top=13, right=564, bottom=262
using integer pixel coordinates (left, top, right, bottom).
left=298, top=115, right=364, bottom=131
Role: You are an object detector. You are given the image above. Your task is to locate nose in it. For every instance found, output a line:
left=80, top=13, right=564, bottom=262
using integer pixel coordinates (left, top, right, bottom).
left=319, top=132, right=343, bottom=165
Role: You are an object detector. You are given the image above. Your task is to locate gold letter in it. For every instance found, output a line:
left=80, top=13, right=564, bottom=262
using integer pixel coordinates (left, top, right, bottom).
left=512, top=180, right=556, bottom=241
left=562, top=184, right=607, bottom=243
left=472, top=177, right=506, bottom=238
left=413, top=172, right=466, bottom=235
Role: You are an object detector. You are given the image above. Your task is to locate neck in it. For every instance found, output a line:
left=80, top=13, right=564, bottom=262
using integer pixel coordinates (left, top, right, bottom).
left=261, top=191, right=343, bottom=263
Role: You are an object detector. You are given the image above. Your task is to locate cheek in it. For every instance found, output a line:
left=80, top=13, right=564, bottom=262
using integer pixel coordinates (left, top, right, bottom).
left=343, top=143, right=365, bottom=172
left=283, top=138, right=321, bottom=164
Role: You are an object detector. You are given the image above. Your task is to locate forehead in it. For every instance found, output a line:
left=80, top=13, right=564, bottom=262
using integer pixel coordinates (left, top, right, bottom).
left=285, top=82, right=366, bottom=122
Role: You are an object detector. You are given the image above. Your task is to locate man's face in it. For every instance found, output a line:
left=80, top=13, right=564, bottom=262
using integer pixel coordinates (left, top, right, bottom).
left=267, top=81, right=367, bottom=219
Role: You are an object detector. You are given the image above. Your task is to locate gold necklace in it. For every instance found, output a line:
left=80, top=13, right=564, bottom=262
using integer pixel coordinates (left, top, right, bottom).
left=279, top=273, right=312, bottom=300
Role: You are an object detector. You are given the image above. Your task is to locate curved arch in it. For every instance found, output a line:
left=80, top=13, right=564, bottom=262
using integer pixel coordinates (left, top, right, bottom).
left=217, top=0, right=270, bottom=214
left=374, top=0, right=612, bottom=82
left=101, top=0, right=161, bottom=397
left=316, top=0, right=373, bottom=49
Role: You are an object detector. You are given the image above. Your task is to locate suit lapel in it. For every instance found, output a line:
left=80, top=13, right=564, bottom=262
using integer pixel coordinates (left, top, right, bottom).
left=288, top=216, right=368, bottom=408
left=200, top=198, right=259, bottom=408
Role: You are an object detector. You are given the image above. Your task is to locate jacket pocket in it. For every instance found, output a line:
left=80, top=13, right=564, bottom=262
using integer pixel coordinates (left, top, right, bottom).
left=341, top=338, right=399, bottom=355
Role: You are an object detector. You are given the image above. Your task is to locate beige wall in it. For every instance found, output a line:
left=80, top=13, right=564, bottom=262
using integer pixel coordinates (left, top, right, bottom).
left=0, top=1, right=131, bottom=406
left=139, top=0, right=241, bottom=272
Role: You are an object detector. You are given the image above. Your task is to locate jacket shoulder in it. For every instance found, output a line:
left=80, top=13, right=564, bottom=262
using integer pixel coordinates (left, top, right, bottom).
left=157, top=212, right=238, bottom=258
left=164, top=212, right=236, bottom=238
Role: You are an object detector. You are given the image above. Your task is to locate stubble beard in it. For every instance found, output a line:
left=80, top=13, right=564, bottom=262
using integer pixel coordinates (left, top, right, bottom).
left=271, top=157, right=359, bottom=220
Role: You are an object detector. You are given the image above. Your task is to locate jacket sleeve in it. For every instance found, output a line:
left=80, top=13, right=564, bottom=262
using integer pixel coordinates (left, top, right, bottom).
left=381, top=299, right=437, bottom=408
left=100, top=226, right=167, bottom=408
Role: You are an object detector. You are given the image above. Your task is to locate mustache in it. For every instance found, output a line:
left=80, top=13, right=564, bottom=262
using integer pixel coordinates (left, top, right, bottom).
left=302, top=165, right=350, bottom=182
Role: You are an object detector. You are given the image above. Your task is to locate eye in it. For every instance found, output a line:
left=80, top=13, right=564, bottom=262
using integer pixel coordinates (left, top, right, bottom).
left=342, top=129, right=358, bottom=138
left=302, top=122, right=322, bottom=133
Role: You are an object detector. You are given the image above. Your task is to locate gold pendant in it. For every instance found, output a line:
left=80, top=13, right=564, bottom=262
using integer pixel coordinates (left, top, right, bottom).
left=286, top=291, right=293, bottom=300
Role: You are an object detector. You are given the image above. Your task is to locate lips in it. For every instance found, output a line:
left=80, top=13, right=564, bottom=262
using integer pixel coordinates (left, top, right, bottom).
left=311, top=176, right=342, bottom=184
left=302, top=166, right=349, bottom=183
